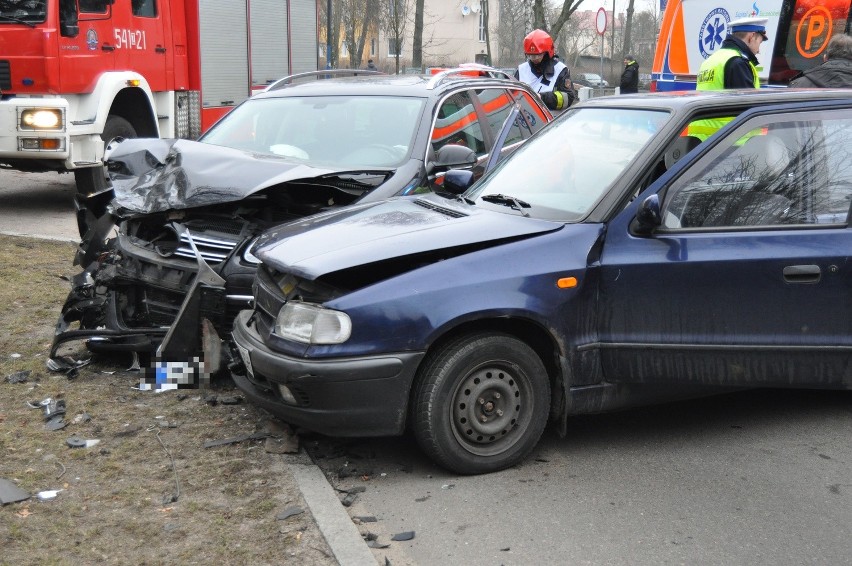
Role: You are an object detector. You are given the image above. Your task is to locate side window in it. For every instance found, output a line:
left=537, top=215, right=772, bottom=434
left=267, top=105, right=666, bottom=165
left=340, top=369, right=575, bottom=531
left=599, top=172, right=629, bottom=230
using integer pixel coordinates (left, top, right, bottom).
left=79, top=0, right=108, bottom=13
left=132, top=0, right=157, bottom=18
left=479, top=88, right=549, bottom=149
left=431, top=91, right=487, bottom=157
left=480, top=88, right=526, bottom=147
left=662, top=111, right=852, bottom=229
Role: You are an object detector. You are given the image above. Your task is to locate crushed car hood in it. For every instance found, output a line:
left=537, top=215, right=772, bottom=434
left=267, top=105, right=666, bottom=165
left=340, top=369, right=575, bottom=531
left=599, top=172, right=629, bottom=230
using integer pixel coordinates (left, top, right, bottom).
left=255, top=194, right=563, bottom=279
left=105, top=138, right=377, bottom=214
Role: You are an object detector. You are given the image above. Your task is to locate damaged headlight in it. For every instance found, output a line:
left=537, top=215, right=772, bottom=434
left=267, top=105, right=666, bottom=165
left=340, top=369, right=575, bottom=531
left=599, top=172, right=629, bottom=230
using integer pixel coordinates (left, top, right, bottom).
left=275, top=301, right=351, bottom=344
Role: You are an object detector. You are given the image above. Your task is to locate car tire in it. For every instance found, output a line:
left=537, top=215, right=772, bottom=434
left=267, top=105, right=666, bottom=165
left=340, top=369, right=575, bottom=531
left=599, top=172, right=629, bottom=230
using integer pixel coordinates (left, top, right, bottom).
left=74, top=115, right=137, bottom=196
left=412, top=333, right=550, bottom=474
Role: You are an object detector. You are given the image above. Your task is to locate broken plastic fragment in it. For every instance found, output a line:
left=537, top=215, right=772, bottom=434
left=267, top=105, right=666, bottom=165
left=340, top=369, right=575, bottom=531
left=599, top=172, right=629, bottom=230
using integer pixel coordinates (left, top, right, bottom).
left=391, top=531, right=415, bottom=541
left=36, top=489, right=63, bottom=501
left=45, top=416, right=68, bottom=431
left=0, top=478, right=31, bottom=505
left=5, top=370, right=30, bottom=383
left=367, top=540, right=390, bottom=549
left=275, top=506, right=304, bottom=520
left=355, top=515, right=377, bottom=523
left=202, top=431, right=270, bottom=448
left=65, top=436, right=87, bottom=448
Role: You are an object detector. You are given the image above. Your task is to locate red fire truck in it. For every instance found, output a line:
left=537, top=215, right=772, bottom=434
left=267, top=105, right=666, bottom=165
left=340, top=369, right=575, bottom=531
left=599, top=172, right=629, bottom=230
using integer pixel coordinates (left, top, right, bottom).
left=0, top=0, right=318, bottom=193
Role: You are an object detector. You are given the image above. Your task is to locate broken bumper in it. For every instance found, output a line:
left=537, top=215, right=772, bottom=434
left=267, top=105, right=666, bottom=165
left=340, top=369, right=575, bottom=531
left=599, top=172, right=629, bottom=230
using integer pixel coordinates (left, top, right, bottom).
left=229, top=310, right=424, bottom=437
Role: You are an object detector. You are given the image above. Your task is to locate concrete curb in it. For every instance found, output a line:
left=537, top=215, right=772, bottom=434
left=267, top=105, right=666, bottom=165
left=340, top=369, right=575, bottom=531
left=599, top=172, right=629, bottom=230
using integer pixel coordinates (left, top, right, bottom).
left=289, top=451, right=376, bottom=565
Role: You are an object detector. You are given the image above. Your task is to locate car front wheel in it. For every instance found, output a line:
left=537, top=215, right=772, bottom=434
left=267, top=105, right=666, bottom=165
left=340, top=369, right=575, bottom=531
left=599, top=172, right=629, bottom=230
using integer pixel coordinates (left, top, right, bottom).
left=412, top=333, right=550, bottom=474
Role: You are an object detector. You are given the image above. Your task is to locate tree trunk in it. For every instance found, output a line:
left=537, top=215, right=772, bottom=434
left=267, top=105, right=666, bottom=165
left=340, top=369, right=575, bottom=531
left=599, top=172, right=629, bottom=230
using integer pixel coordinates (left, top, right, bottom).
left=622, top=0, right=635, bottom=63
left=413, top=0, right=424, bottom=69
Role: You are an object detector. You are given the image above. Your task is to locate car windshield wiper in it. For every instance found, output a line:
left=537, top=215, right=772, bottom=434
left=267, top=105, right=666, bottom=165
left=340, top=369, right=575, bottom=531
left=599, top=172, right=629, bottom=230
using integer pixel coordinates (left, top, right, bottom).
left=0, top=14, right=38, bottom=27
left=480, top=193, right=531, bottom=217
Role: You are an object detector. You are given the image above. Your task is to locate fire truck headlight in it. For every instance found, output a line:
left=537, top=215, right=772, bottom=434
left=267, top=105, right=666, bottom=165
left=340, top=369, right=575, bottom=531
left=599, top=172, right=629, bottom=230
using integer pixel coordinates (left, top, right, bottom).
left=20, top=109, right=64, bottom=130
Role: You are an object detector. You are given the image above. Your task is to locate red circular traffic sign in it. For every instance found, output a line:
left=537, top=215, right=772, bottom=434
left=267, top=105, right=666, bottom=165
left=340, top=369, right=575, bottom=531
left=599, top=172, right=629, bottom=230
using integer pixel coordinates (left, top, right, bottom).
left=596, top=7, right=607, bottom=35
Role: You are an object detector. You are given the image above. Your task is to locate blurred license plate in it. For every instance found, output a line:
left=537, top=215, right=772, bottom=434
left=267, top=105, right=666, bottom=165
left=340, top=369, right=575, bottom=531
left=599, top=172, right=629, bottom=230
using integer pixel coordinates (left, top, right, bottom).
left=236, top=343, right=253, bottom=378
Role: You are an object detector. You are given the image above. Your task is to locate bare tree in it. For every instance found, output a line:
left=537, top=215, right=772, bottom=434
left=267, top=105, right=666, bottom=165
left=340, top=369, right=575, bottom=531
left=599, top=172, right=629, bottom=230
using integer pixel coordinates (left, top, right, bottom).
left=496, top=0, right=527, bottom=65
left=341, top=0, right=379, bottom=69
left=412, top=0, right=424, bottom=69
left=621, top=0, right=636, bottom=64
left=381, top=0, right=413, bottom=74
left=538, top=0, right=585, bottom=38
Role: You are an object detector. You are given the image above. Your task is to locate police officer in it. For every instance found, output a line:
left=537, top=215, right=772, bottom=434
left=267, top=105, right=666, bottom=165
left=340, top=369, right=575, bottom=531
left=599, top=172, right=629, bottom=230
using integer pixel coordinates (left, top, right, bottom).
left=697, top=17, right=768, bottom=90
left=515, top=29, right=575, bottom=111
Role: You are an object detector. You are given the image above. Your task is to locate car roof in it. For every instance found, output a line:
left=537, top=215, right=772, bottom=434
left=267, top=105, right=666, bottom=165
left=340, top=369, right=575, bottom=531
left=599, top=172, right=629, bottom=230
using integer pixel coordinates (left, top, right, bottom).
left=578, top=88, right=852, bottom=112
left=252, top=69, right=532, bottom=100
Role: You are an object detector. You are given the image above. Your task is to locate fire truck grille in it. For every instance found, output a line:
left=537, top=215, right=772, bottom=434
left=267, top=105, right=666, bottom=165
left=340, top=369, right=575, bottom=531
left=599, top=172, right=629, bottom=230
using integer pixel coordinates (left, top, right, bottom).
left=0, top=61, right=10, bottom=91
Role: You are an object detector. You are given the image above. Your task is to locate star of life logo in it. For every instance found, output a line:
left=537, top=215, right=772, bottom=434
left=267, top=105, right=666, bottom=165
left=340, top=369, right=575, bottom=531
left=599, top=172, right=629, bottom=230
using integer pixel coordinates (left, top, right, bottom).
left=699, top=8, right=731, bottom=59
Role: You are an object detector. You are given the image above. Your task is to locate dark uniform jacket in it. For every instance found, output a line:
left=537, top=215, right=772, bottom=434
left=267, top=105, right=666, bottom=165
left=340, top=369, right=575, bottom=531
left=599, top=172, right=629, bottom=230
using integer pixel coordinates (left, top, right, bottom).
left=719, top=36, right=760, bottom=88
left=620, top=60, right=639, bottom=93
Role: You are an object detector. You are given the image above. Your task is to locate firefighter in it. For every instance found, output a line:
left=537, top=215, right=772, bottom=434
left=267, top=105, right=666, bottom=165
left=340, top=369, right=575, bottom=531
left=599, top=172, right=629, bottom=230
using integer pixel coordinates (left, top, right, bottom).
left=696, top=17, right=768, bottom=90
left=515, top=29, right=575, bottom=112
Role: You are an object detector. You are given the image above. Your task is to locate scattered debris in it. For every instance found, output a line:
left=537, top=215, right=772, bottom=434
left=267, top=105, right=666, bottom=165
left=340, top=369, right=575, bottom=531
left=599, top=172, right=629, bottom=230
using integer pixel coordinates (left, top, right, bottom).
left=0, top=478, right=31, bottom=505
left=264, top=434, right=299, bottom=454
left=72, top=412, right=92, bottom=424
left=339, top=485, right=366, bottom=507
left=500, top=547, right=511, bottom=551
left=66, top=436, right=87, bottom=448
left=157, top=421, right=179, bottom=428
left=45, top=415, right=68, bottom=431
left=176, top=394, right=188, bottom=401
left=391, top=531, right=415, bottom=542
left=367, top=540, right=390, bottom=549
left=202, top=394, right=218, bottom=406
left=10, top=353, right=22, bottom=359
left=203, top=431, right=270, bottom=448
left=441, top=484, right=455, bottom=490
left=275, top=506, right=304, bottom=521
left=43, top=399, right=66, bottom=420
left=36, top=489, right=63, bottom=501
left=5, top=370, right=30, bottom=383
left=219, top=396, right=242, bottom=405
left=415, top=495, right=429, bottom=502
left=354, top=515, right=377, bottom=523
left=46, top=356, right=91, bottom=378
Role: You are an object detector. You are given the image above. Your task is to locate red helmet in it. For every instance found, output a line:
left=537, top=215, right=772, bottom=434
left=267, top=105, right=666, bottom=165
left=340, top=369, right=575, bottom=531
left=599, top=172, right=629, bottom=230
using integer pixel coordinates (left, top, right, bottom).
left=524, top=29, right=554, bottom=58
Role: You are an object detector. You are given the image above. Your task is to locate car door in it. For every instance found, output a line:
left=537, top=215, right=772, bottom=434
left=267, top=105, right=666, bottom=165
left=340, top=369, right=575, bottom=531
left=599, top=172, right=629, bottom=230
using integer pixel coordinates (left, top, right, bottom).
left=597, top=103, right=852, bottom=388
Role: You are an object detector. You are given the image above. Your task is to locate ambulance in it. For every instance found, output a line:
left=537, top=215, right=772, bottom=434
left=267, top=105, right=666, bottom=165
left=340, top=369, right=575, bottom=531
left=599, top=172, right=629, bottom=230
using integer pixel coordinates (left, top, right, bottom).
left=651, top=0, right=851, bottom=90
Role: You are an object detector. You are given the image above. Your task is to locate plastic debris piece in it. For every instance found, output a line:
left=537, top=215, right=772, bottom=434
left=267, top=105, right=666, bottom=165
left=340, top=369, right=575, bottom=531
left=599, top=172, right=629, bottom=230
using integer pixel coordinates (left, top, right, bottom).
left=202, top=431, right=270, bottom=448
left=6, top=370, right=30, bottom=383
left=36, top=489, right=63, bottom=501
left=10, top=353, right=21, bottom=359
left=391, top=531, right=415, bottom=541
left=275, top=506, right=304, bottom=521
left=43, top=399, right=66, bottom=420
left=45, top=416, right=68, bottom=431
left=0, top=478, right=31, bottom=505
left=72, top=413, right=92, bottom=424
left=65, top=436, right=86, bottom=448
left=355, top=515, right=377, bottom=523
left=84, top=439, right=101, bottom=448
left=157, top=421, right=179, bottom=428
left=176, top=394, right=188, bottom=401
left=500, top=547, right=511, bottom=551
left=341, top=492, right=358, bottom=507
left=441, top=484, right=455, bottom=490
left=219, top=396, right=242, bottom=405
left=367, top=540, right=390, bottom=549
left=128, top=352, right=141, bottom=372
left=348, top=486, right=366, bottom=494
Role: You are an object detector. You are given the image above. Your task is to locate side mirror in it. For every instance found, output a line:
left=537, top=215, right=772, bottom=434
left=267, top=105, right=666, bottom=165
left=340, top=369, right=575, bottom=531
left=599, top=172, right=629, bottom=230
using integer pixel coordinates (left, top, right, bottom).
left=633, top=194, right=662, bottom=234
left=441, top=169, right=475, bottom=195
left=428, top=144, right=477, bottom=173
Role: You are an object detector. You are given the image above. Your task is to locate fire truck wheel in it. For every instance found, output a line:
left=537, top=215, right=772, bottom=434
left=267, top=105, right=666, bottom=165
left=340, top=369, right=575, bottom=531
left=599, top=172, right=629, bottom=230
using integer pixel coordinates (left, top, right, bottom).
left=74, top=115, right=137, bottom=196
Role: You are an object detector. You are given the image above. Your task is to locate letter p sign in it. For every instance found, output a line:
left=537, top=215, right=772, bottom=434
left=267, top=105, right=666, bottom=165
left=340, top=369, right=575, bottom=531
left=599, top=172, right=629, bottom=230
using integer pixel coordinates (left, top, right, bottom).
left=796, top=6, right=833, bottom=58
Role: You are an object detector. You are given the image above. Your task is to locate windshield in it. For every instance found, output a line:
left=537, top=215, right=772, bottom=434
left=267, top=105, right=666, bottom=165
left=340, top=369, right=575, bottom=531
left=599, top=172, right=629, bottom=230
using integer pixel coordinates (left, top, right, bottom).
left=200, top=95, right=425, bottom=168
left=0, top=0, right=46, bottom=22
left=468, top=107, right=670, bottom=221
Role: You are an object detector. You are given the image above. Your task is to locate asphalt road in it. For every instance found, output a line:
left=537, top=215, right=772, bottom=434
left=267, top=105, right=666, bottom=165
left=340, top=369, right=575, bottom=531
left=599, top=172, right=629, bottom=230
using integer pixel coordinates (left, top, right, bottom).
left=6, top=168, right=852, bottom=565
left=311, top=388, right=852, bottom=565
left=0, top=169, right=79, bottom=241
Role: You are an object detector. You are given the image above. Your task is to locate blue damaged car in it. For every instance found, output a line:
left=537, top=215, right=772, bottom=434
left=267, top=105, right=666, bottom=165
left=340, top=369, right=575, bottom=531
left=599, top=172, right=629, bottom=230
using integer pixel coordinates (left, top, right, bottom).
left=230, top=89, right=852, bottom=474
